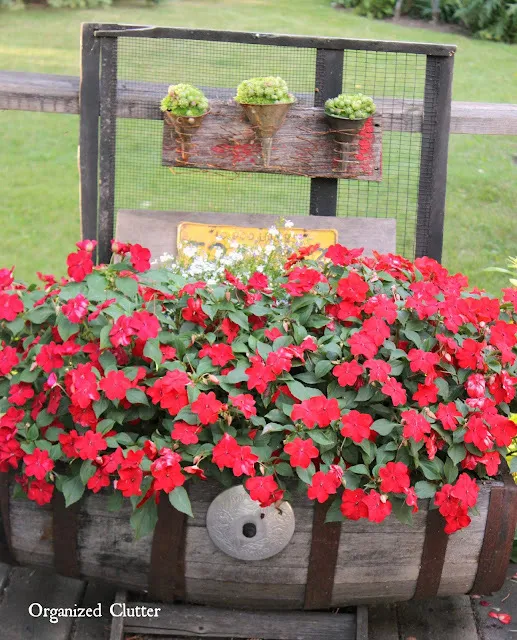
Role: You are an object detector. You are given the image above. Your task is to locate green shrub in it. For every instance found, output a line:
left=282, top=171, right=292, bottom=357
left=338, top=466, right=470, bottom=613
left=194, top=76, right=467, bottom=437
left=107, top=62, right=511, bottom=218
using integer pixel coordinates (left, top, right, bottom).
left=235, top=77, right=295, bottom=105
left=333, top=0, right=396, bottom=19
left=324, top=93, right=376, bottom=120
left=456, top=0, right=517, bottom=44
left=160, top=84, right=209, bottom=117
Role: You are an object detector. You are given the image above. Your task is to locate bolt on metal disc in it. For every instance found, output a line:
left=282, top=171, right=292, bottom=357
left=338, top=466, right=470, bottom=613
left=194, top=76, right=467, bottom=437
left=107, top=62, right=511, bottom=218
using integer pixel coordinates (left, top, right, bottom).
left=206, top=485, right=295, bottom=561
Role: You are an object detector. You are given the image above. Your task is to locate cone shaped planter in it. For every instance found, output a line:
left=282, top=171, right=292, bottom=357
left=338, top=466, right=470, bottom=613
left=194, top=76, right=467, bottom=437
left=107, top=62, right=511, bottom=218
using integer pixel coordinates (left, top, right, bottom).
left=164, top=110, right=209, bottom=164
left=325, top=113, right=368, bottom=176
left=240, top=102, right=294, bottom=167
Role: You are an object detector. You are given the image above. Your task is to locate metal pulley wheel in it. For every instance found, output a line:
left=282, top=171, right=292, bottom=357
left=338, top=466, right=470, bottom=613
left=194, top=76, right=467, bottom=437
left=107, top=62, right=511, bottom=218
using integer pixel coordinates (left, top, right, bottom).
left=206, top=485, right=295, bottom=561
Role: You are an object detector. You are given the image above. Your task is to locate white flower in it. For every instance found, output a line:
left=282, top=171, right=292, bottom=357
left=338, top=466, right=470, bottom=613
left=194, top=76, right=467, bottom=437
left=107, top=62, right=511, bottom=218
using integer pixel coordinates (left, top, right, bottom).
left=183, top=245, right=198, bottom=258
left=268, top=226, right=279, bottom=236
left=284, top=220, right=294, bottom=228
left=265, top=244, right=275, bottom=255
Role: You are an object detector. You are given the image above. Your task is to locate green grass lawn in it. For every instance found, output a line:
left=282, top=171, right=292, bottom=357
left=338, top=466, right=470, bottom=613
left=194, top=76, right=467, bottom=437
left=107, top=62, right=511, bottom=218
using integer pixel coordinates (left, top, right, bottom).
left=0, top=0, right=516, bottom=292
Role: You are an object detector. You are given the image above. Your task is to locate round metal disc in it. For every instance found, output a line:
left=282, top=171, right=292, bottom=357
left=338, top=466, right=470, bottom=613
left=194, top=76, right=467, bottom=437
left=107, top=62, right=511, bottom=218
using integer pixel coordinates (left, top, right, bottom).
left=206, top=485, right=295, bottom=561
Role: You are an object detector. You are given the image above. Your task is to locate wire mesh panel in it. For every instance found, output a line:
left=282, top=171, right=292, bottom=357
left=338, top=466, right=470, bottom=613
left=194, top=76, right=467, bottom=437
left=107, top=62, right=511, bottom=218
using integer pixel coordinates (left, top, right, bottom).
left=79, top=25, right=455, bottom=263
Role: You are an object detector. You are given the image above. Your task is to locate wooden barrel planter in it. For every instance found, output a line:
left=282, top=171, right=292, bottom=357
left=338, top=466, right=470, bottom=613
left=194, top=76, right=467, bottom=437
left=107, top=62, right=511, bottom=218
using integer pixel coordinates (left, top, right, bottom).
left=1, top=472, right=516, bottom=610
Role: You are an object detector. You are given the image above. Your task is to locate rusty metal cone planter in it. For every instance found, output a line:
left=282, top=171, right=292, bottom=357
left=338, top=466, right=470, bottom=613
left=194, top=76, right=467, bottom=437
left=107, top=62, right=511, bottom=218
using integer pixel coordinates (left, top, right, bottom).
left=240, top=102, right=294, bottom=167
left=164, top=110, right=209, bottom=163
left=325, top=113, right=368, bottom=176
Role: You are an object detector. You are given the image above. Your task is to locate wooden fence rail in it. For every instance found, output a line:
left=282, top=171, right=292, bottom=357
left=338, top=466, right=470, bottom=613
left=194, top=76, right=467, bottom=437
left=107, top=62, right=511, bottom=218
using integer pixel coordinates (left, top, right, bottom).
left=1, top=70, right=517, bottom=135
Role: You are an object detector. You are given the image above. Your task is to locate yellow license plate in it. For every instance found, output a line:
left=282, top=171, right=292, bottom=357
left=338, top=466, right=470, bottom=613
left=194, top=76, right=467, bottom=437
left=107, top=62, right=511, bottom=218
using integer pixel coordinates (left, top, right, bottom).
left=177, top=222, right=337, bottom=257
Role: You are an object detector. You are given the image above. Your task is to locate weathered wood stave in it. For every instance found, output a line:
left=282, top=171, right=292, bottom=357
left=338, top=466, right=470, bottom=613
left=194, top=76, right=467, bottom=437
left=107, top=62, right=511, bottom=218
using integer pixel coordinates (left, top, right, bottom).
left=2, top=477, right=515, bottom=609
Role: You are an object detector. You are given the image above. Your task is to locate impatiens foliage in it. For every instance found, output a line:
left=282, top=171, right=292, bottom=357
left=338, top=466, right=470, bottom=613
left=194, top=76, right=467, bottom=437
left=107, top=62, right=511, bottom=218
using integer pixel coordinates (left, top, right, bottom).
left=1, top=238, right=517, bottom=538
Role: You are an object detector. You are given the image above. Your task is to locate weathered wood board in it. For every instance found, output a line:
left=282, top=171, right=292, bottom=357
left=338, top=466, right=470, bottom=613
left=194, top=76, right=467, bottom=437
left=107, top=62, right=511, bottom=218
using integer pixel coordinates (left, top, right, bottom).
left=4, top=478, right=502, bottom=610
left=161, top=101, right=382, bottom=180
left=3, top=71, right=517, bottom=136
left=115, top=210, right=397, bottom=261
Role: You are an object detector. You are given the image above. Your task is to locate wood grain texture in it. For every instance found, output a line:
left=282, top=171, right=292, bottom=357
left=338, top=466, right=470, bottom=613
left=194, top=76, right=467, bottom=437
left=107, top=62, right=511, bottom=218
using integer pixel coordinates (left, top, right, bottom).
left=115, top=209, right=397, bottom=261
left=4, top=477, right=503, bottom=610
left=122, top=602, right=357, bottom=639
left=2, top=71, right=517, bottom=135
left=0, top=566, right=85, bottom=640
left=161, top=102, right=382, bottom=181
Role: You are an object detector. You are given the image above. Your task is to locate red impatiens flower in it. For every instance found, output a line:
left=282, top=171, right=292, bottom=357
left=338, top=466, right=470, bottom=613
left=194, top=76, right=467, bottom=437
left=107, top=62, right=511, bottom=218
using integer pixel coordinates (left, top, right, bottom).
left=35, top=342, right=64, bottom=373
left=27, top=478, right=54, bottom=505
left=326, top=244, right=363, bottom=267
left=333, top=360, right=363, bottom=387
left=248, top=271, right=269, bottom=292
left=348, top=330, right=378, bottom=359
left=291, top=396, right=340, bottom=429
left=379, top=461, right=410, bottom=494
left=130, top=310, right=160, bottom=341
left=99, top=370, right=132, bottom=401
left=337, top=272, right=369, bottom=303
left=8, top=382, right=35, bottom=406
left=401, top=409, right=431, bottom=443
left=68, top=363, right=100, bottom=409
left=489, top=371, right=517, bottom=404
left=0, top=345, right=19, bottom=376
left=182, top=297, right=209, bottom=327
left=486, top=412, right=517, bottom=447
left=444, top=504, right=471, bottom=534
left=363, top=294, right=398, bottom=324
left=436, top=402, right=462, bottom=431
left=413, top=382, right=439, bottom=407
left=220, top=317, right=240, bottom=343
left=245, top=475, right=283, bottom=507
left=212, top=433, right=258, bottom=477
left=465, top=374, right=486, bottom=398
left=0, top=293, right=24, bottom=321
left=74, top=430, right=108, bottom=460
left=199, top=343, right=235, bottom=367
left=129, top=243, right=151, bottom=272
left=381, top=377, right=407, bottom=406
left=66, top=250, right=93, bottom=282
left=282, top=267, right=327, bottom=297
left=488, top=612, right=512, bottom=625
left=171, top=421, right=202, bottom=445
left=264, top=327, right=283, bottom=341
left=245, top=356, right=276, bottom=393
left=341, top=488, right=368, bottom=520
left=307, top=470, right=341, bottom=503
left=229, top=394, right=257, bottom=419
left=456, top=339, right=486, bottom=371
left=451, top=473, right=479, bottom=508
left=0, top=267, right=14, bottom=290
left=364, top=358, right=391, bottom=383
left=147, top=369, right=190, bottom=416
left=23, top=448, right=54, bottom=480
left=0, top=438, right=23, bottom=472
left=62, top=294, right=89, bottom=323
left=151, top=449, right=185, bottom=493
left=109, top=315, right=135, bottom=348
left=116, top=450, right=144, bottom=497
left=284, top=437, right=319, bottom=468
left=266, top=348, right=293, bottom=375
left=407, top=349, right=440, bottom=376
left=464, top=415, right=493, bottom=452
left=363, top=490, right=392, bottom=523
left=340, top=410, right=373, bottom=443
left=191, top=391, right=224, bottom=425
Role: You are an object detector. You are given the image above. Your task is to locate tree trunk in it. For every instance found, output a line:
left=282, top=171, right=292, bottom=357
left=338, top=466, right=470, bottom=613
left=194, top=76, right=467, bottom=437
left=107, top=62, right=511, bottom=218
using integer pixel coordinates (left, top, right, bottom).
left=394, top=0, right=404, bottom=20
left=431, top=0, right=440, bottom=24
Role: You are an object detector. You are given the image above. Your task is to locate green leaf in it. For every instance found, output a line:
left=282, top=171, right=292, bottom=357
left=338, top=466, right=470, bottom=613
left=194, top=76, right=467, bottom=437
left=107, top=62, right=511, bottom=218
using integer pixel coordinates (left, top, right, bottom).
left=99, top=351, right=118, bottom=373
left=296, top=464, right=315, bottom=484
left=19, top=368, right=40, bottom=383
left=86, top=272, right=108, bottom=301
left=315, top=360, right=333, bottom=379
left=286, top=380, right=323, bottom=401
left=403, top=329, right=422, bottom=348
left=510, top=457, right=517, bottom=474
left=419, top=457, right=443, bottom=481
left=93, top=397, right=109, bottom=419
left=444, top=457, right=459, bottom=484
left=414, top=480, right=437, bottom=499
left=57, top=314, right=79, bottom=342
left=263, top=422, right=289, bottom=434
left=126, top=388, right=149, bottom=405
left=116, top=276, right=138, bottom=299
left=45, top=427, right=62, bottom=443
left=448, top=443, right=466, bottom=465
left=371, top=419, right=399, bottom=436
left=348, top=464, right=370, bottom=476
left=169, top=486, right=194, bottom=517
left=36, top=410, right=54, bottom=428
left=391, top=497, right=413, bottom=526
left=62, top=475, right=85, bottom=507
left=144, top=338, right=163, bottom=369
left=274, top=462, right=294, bottom=477
left=100, top=324, right=112, bottom=349
left=97, top=418, right=115, bottom=434
left=355, top=385, right=374, bottom=403
left=27, top=423, right=39, bottom=440
left=130, top=499, right=158, bottom=539
left=6, top=317, right=25, bottom=336
left=223, top=366, right=249, bottom=384
left=26, top=307, right=54, bottom=324
left=80, top=460, right=96, bottom=485
left=325, top=497, right=344, bottom=523
left=309, top=430, right=336, bottom=447
left=228, top=310, right=248, bottom=329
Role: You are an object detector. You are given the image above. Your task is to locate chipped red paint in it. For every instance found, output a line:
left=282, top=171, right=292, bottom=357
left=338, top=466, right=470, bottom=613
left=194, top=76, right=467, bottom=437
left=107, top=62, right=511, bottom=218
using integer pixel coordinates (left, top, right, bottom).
left=211, top=143, right=259, bottom=165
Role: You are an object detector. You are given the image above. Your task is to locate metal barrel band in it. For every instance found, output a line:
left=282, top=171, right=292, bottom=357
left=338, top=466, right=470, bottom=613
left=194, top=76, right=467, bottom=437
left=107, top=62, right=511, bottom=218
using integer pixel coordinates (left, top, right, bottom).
left=304, top=500, right=341, bottom=610
left=148, top=495, right=187, bottom=602
left=0, top=473, right=17, bottom=565
left=413, top=505, right=449, bottom=599
left=470, top=463, right=517, bottom=595
left=52, top=490, right=81, bottom=579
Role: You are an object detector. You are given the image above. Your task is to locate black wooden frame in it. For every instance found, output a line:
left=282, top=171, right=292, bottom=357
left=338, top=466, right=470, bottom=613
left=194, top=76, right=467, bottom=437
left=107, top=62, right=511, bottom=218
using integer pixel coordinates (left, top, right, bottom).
left=79, top=23, right=456, bottom=264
